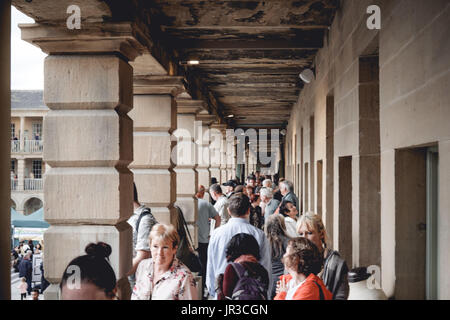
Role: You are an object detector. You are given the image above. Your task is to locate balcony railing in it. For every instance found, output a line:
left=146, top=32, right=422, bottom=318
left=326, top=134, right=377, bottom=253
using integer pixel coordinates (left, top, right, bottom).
left=24, top=140, right=43, bottom=153
left=11, top=179, right=18, bottom=191
left=11, top=140, right=43, bottom=153
left=11, top=140, right=20, bottom=153
left=24, top=178, right=43, bottom=191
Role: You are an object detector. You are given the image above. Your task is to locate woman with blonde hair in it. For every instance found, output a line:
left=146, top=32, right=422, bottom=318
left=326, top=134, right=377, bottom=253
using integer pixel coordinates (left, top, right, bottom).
left=132, top=223, right=198, bottom=300
left=296, top=212, right=349, bottom=300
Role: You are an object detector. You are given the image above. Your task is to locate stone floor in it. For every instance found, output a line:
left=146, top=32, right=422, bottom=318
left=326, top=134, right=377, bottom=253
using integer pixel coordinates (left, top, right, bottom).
left=10, top=267, right=44, bottom=300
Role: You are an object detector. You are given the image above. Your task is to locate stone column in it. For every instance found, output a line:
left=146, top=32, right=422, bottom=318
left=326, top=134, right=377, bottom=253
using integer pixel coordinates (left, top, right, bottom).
left=21, top=22, right=144, bottom=300
left=245, top=148, right=249, bottom=177
left=19, top=117, right=25, bottom=151
left=174, top=96, right=201, bottom=246
left=17, top=159, right=25, bottom=191
left=248, top=150, right=255, bottom=175
left=232, top=141, right=237, bottom=181
left=0, top=0, right=11, bottom=300
left=209, top=123, right=224, bottom=185
left=226, top=130, right=235, bottom=180
left=220, top=134, right=228, bottom=184
left=210, top=124, right=228, bottom=183
left=130, top=75, right=183, bottom=225
left=196, top=112, right=216, bottom=200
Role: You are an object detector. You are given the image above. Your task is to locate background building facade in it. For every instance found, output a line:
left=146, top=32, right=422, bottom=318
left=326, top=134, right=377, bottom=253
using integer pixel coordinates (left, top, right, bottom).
left=10, top=90, right=47, bottom=216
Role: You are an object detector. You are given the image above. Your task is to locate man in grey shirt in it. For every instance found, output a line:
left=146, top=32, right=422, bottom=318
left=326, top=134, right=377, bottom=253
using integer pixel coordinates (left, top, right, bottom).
left=260, top=187, right=280, bottom=222
left=196, top=185, right=221, bottom=299
left=279, top=180, right=299, bottom=209
left=127, top=183, right=157, bottom=289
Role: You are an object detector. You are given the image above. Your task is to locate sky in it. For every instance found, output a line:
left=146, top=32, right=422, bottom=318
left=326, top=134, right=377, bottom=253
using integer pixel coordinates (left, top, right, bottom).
left=11, top=6, right=46, bottom=90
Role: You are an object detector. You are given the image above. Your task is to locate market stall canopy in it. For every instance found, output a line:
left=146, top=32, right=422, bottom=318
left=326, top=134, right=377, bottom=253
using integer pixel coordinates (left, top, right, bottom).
left=11, top=207, right=49, bottom=228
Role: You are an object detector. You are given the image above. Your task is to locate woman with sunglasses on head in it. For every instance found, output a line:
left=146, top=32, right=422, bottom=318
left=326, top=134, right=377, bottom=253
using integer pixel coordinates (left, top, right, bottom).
left=296, top=212, right=349, bottom=300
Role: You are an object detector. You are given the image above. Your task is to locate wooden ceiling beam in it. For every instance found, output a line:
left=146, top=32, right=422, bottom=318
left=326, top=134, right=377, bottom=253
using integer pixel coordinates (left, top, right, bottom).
left=167, top=38, right=323, bottom=50
left=179, top=48, right=317, bottom=61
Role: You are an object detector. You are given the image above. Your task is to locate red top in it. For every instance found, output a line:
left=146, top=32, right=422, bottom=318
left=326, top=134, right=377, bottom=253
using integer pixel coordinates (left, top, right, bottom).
left=274, top=273, right=333, bottom=300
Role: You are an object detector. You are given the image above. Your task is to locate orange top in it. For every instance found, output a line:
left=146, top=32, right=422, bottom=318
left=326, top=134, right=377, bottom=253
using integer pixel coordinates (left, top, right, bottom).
left=274, top=273, right=333, bottom=300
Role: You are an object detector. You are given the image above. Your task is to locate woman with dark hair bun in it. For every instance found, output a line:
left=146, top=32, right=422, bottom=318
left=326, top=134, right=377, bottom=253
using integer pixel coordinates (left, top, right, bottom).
left=60, top=242, right=117, bottom=300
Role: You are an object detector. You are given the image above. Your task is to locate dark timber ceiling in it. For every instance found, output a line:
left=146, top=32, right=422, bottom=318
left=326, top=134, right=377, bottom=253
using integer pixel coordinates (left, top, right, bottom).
left=142, top=0, right=340, bottom=129
left=13, top=0, right=340, bottom=130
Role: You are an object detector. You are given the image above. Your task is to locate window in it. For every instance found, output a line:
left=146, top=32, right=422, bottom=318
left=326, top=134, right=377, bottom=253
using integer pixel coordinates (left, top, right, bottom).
left=11, top=123, right=15, bottom=139
left=32, top=160, right=42, bottom=179
left=11, top=160, right=15, bottom=174
left=32, top=122, right=42, bottom=140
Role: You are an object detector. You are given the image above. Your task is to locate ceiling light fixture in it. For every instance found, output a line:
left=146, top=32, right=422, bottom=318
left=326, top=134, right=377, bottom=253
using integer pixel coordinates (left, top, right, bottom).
left=299, top=68, right=315, bottom=83
left=226, top=114, right=234, bottom=118
left=179, top=60, right=200, bottom=66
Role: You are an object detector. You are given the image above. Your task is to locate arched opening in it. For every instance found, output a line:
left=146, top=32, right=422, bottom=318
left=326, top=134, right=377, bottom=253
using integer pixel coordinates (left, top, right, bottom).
left=23, top=197, right=43, bottom=215
left=11, top=199, right=16, bottom=210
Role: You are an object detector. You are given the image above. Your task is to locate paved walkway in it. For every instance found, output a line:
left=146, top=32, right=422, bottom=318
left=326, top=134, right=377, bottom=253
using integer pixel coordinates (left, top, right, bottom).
left=10, top=267, right=44, bottom=300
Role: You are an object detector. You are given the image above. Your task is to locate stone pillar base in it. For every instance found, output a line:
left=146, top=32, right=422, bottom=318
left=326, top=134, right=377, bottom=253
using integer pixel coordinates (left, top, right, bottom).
left=44, top=284, right=60, bottom=300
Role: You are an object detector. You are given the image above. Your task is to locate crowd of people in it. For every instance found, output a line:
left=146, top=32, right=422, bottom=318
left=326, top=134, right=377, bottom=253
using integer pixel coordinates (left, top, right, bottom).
left=12, top=240, right=49, bottom=300
left=58, top=172, right=349, bottom=301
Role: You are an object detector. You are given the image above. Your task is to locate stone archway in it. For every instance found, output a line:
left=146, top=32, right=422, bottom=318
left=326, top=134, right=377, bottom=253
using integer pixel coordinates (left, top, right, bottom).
left=11, top=199, right=16, bottom=210
left=23, top=197, right=43, bottom=216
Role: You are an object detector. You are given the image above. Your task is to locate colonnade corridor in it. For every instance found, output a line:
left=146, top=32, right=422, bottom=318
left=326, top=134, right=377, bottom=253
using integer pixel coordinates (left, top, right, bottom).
left=1, top=0, right=449, bottom=301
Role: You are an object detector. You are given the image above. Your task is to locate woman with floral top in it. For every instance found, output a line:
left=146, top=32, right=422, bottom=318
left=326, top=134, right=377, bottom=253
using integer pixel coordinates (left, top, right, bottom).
left=131, top=223, right=198, bottom=300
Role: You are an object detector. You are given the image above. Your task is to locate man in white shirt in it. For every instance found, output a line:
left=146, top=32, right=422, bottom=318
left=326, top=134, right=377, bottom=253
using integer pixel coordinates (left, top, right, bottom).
left=206, top=192, right=272, bottom=299
left=210, top=183, right=229, bottom=226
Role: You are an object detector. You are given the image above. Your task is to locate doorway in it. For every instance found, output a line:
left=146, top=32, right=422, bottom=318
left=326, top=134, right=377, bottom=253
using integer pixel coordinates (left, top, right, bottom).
left=395, top=146, right=439, bottom=299
left=338, top=156, right=352, bottom=267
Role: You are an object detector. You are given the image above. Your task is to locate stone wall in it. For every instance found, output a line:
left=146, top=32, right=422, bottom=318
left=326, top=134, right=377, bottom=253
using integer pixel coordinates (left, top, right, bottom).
left=285, top=0, right=450, bottom=299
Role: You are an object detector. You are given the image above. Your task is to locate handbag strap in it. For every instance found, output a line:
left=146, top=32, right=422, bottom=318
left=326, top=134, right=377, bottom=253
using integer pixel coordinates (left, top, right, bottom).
left=313, top=281, right=325, bottom=300
left=175, top=206, right=196, bottom=250
left=136, top=208, right=151, bottom=234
